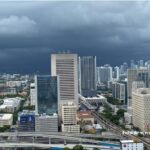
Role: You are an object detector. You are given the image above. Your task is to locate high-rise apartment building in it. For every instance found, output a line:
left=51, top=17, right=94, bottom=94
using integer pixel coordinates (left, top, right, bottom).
left=30, top=83, right=36, bottom=106
left=79, top=56, right=96, bottom=97
left=112, top=82, right=127, bottom=104
left=132, top=88, right=150, bottom=132
left=51, top=53, right=78, bottom=114
left=97, top=65, right=113, bottom=84
left=113, top=66, right=120, bottom=81
left=35, top=75, right=58, bottom=115
left=127, top=68, right=150, bottom=106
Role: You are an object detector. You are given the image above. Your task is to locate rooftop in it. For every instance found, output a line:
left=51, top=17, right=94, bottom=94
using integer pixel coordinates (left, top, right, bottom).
left=0, top=114, right=12, bottom=120
left=77, top=111, right=93, bottom=119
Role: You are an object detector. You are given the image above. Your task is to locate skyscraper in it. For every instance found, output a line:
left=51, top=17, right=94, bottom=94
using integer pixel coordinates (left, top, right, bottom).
left=127, top=68, right=150, bottom=107
left=35, top=75, right=58, bottom=115
left=97, top=64, right=113, bottom=84
left=132, top=88, right=150, bottom=132
left=112, top=82, right=127, bottom=104
left=79, top=56, right=96, bottom=97
left=113, top=66, right=120, bottom=81
left=51, top=53, right=78, bottom=114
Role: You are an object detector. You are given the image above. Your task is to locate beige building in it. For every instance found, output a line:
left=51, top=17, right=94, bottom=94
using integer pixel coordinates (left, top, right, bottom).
left=127, top=68, right=150, bottom=107
left=76, top=111, right=94, bottom=124
left=51, top=53, right=78, bottom=117
left=132, top=88, right=150, bottom=131
left=61, top=103, right=80, bottom=133
left=61, top=124, right=80, bottom=133
left=0, top=114, right=13, bottom=127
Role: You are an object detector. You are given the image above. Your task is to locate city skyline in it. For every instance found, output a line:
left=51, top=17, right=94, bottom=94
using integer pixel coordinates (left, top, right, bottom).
left=0, top=1, right=150, bottom=73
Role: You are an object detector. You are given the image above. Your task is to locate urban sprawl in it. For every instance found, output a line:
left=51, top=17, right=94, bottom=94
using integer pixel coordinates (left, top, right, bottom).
left=0, top=54, right=150, bottom=150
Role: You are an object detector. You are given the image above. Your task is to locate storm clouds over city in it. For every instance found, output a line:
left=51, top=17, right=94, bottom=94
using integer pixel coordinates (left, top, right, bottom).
left=0, top=1, right=150, bottom=73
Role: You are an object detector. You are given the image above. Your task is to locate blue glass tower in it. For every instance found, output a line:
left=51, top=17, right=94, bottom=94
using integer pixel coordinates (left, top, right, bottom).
left=35, top=75, right=58, bottom=115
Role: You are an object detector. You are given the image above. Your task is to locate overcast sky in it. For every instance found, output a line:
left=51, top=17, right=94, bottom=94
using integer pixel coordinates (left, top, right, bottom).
left=0, top=1, right=150, bottom=73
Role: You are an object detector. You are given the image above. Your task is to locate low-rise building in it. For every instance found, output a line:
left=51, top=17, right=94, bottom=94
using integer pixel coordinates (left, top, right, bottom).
left=76, top=111, right=94, bottom=124
left=18, top=110, right=35, bottom=132
left=120, top=140, right=143, bottom=150
left=0, top=114, right=13, bottom=127
left=124, top=112, right=132, bottom=125
left=0, top=97, right=21, bottom=113
left=61, top=102, right=80, bottom=133
left=61, top=124, right=80, bottom=133
left=35, top=113, right=58, bottom=132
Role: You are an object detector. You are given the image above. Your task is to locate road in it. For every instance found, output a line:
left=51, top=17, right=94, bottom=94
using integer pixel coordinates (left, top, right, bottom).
left=91, top=111, right=150, bottom=150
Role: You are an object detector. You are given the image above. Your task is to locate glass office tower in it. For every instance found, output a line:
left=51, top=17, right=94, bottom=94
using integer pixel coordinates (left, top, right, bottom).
left=35, top=75, right=58, bottom=115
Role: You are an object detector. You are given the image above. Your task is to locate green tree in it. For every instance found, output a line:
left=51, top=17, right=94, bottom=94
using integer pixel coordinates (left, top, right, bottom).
left=64, top=147, right=71, bottom=150
left=73, top=145, right=84, bottom=150
left=117, top=109, right=126, bottom=118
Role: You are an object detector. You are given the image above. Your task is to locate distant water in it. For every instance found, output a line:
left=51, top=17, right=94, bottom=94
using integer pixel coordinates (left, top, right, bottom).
left=50, top=148, right=63, bottom=150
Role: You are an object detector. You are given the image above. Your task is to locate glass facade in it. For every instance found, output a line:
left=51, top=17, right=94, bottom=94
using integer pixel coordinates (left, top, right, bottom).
left=36, top=75, right=58, bottom=115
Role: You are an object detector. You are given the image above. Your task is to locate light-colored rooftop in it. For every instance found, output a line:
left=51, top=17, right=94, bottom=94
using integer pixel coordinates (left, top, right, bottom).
left=120, top=140, right=134, bottom=143
left=85, top=95, right=106, bottom=100
left=0, top=114, right=12, bottom=120
left=0, top=97, right=21, bottom=109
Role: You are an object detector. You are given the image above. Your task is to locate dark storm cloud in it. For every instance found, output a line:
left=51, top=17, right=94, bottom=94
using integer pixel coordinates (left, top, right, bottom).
left=0, top=1, right=150, bottom=73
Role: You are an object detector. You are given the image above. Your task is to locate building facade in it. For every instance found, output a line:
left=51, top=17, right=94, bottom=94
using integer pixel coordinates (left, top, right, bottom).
left=18, top=110, right=35, bottom=132
left=112, top=82, right=127, bottom=104
left=132, top=88, right=150, bottom=132
left=35, top=114, right=58, bottom=132
left=0, top=114, right=13, bottom=127
left=97, top=65, right=113, bottom=84
left=127, top=68, right=150, bottom=107
left=79, top=56, right=97, bottom=97
left=61, top=103, right=80, bottom=133
left=120, top=140, right=143, bottom=150
left=35, top=75, right=58, bottom=115
left=51, top=53, right=78, bottom=115
left=30, top=83, right=36, bottom=106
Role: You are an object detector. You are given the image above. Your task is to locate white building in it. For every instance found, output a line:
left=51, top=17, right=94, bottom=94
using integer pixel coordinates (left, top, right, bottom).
left=61, top=124, right=80, bottom=133
left=96, top=65, right=113, bottom=84
left=112, top=82, right=126, bottom=103
left=30, top=83, right=36, bottom=106
left=120, top=140, right=143, bottom=150
left=127, top=68, right=150, bottom=107
left=0, top=114, right=13, bottom=127
left=124, top=112, right=132, bottom=125
left=114, top=66, right=120, bottom=81
left=6, top=80, right=27, bottom=87
left=51, top=53, right=78, bottom=116
left=132, top=88, right=150, bottom=132
left=35, top=113, right=58, bottom=132
left=61, top=103, right=80, bottom=133
left=0, top=97, right=21, bottom=113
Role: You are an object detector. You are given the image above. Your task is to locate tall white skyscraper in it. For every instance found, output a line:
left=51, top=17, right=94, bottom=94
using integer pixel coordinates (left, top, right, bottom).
left=51, top=53, right=78, bottom=115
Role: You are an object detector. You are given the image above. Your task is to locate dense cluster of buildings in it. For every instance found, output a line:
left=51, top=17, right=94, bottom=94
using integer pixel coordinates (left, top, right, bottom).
left=27, top=53, right=102, bottom=133
left=0, top=52, right=149, bottom=141
left=27, top=53, right=150, bottom=134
